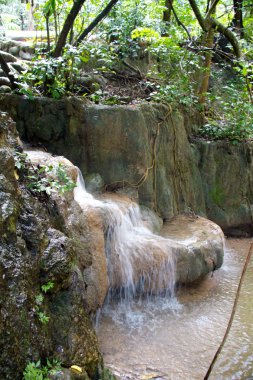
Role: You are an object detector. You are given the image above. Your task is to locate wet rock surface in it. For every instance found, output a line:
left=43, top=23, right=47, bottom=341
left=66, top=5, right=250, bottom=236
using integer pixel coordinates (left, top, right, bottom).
left=0, top=113, right=104, bottom=380
left=161, top=214, right=224, bottom=283
left=0, top=96, right=248, bottom=378
left=72, top=190, right=224, bottom=299
left=0, top=95, right=252, bottom=235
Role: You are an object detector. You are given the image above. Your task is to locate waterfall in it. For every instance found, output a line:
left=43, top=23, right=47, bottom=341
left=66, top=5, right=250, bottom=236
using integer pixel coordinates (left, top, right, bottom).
left=74, top=170, right=176, bottom=302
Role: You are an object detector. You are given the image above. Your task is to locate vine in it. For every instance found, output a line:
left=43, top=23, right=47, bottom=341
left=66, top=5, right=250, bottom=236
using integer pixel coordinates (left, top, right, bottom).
left=204, top=242, right=253, bottom=379
left=105, top=105, right=172, bottom=211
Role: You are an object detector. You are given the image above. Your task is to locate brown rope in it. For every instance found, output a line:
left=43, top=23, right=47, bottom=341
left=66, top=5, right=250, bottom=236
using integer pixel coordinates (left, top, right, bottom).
left=204, top=241, right=253, bottom=380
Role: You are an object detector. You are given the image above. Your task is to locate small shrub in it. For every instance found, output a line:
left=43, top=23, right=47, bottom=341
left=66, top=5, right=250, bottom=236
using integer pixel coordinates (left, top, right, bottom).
left=35, top=282, right=54, bottom=326
left=14, top=152, right=76, bottom=196
left=23, top=359, right=61, bottom=380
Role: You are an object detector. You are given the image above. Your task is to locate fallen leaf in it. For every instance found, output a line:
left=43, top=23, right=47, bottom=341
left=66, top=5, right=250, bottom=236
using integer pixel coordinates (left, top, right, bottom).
left=70, top=365, right=83, bottom=373
left=14, top=170, right=19, bottom=180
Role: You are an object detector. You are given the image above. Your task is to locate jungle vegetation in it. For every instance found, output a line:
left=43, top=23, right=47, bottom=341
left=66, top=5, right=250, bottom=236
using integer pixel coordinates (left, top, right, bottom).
left=0, top=0, right=252, bottom=141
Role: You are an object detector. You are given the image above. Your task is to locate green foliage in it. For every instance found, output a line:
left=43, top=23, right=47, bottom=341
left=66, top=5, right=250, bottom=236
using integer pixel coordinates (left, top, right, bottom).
left=35, top=293, right=44, bottom=306
left=14, top=151, right=28, bottom=170
left=90, top=91, right=125, bottom=105
left=131, top=27, right=160, bottom=42
left=149, top=82, right=198, bottom=107
left=43, top=0, right=57, bottom=18
left=199, top=70, right=253, bottom=142
left=4, top=0, right=253, bottom=143
left=87, top=41, right=119, bottom=72
left=19, top=45, right=89, bottom=98
left=36, top=311, right=50, bottom=325
left=234, top=59, right=253, bottom=104
left=23, top=359, right=61, bottom=380
left=34, top=164, right=76, bottom=194
left=14, top=151, right=76, bottom=199
left=19, top=55, right=66, bottom=99
left=41, top=280, right=54, bottom=293
left=35, top=282, right=54, bottom=325
left=199, top=117, right=253, bottom=143
left=0, top=0, right=26, bottom=30
left=23, top=360, right=46, bottom=380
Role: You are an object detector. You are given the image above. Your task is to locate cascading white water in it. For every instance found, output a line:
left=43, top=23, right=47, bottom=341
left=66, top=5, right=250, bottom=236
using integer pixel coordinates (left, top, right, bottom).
left=103, top=201, right=176, bottom=301
left=74, top=169, right=176, bottom=301
left=98, top=240, right=253, bottom=380
left=24, top=152, right=232, bottom=378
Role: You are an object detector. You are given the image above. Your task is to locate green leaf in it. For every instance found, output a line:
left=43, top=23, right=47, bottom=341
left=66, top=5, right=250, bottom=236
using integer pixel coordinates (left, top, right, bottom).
left=41, top=281, right=54, bottom=293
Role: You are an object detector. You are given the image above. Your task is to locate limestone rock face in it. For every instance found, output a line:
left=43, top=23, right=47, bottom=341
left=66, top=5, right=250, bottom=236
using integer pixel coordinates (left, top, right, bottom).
left=194, top=140, right=253, bottom=235
left=0, top=114, right=102, bottom=380
left=0, top=111, right=225, bottom=379
left=25, top=150, right=109, bottom=312
left=161, top=215, right=224, bottom=283
left=1, top=95, right=251, bottom=235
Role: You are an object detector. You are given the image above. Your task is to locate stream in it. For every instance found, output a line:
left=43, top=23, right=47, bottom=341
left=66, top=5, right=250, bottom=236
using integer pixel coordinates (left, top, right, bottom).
left=97, top=239, right=253, bottom=380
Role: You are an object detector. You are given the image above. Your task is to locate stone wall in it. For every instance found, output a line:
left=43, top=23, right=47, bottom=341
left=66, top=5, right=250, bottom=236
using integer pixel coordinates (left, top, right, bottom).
left=1, top=94, right=252, bottom=235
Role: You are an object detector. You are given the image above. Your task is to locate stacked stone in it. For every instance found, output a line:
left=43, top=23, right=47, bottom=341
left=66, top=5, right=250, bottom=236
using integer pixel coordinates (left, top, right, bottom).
left=0, top=39, right=32, bottom=93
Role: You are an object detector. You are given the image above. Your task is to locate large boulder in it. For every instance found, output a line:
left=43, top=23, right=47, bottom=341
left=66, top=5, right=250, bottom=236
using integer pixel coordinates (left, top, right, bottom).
left=161, top=214, right=224, bottom=283
left=0, top=114, right=104, bottom=380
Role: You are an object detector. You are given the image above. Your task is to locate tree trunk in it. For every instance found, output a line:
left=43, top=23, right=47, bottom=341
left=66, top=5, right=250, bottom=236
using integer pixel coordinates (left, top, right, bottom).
left=232, top=0, right=244, bottom=38
left=54, top=9, right=58, bottom=43
left=76, top=0, right=119, bottom=45
left=27, top=0, right=35, bottom=30
left=53, top=0, right=87, bottom=57
left=46, top=15, right=50, bottom=51
left=197, top=24, right=215, bottom=103
left=162, top=0, right=174, bottom=36
left=188, top=0, right=241, bottom=105
left=211, top=17, right=241, bottom=57
left=163, top=0, right=173, bottom=23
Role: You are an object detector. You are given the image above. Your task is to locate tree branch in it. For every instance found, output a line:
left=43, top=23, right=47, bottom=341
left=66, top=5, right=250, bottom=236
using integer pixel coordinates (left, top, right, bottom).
left=188, top=0, right=208, bottom=31
left=169, top=0, right=191, bottom=40
left=206, top=0, right=221, bottom=18
left=211, top=17, right=241, bottom=57
left=53, top=0, right=87, bottom=57
left=76, top=0, right=119, bottom=45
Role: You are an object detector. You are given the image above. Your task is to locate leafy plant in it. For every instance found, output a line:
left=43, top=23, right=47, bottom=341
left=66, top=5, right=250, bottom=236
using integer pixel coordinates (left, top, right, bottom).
left=18, top=45, right=89, bottom=98
left=41, top=280, right=54, bottom=293
left=23, top=359, right=61, bottom=380
left=35, top=281, right=54, bottom=325
left=149, top=82, right=198, bottom=108
left=131, top=27, right=160, bottom=42
left=14, top=151, right=28, bottom=170
left=27, top=163, right=76, bottom=195
left=35, top=293, right=44, bottom=306
left=199, top=73, right=253, bottom=142
left=234, top=60, right=253, bottom=104
left=36, top=311, right=50, bottom=325
left=14, top=150, right=76, bottom=197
